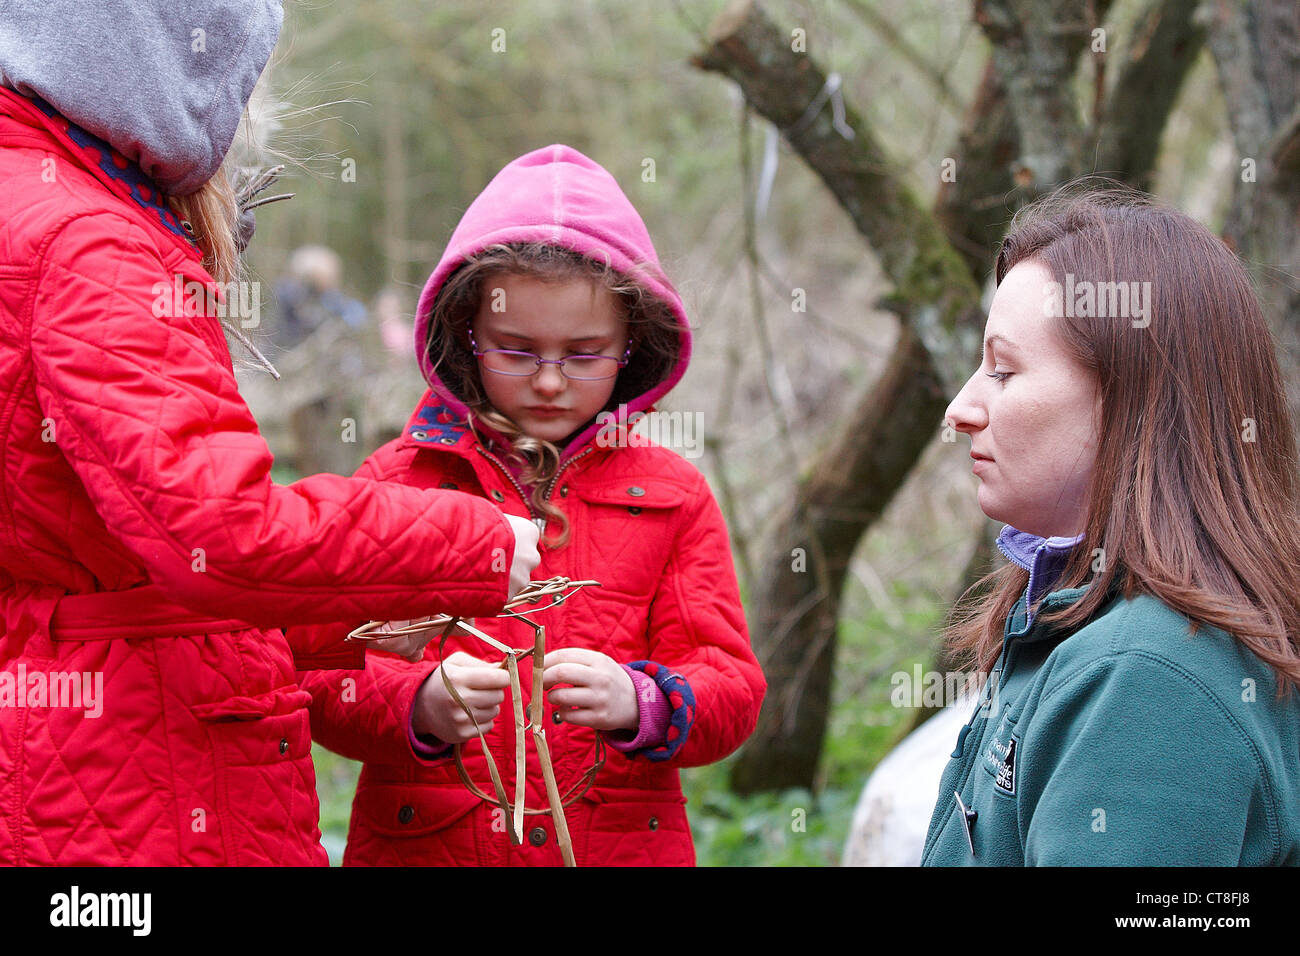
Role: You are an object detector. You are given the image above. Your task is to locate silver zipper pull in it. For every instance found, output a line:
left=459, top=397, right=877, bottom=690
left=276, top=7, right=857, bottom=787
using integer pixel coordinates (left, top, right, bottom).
left=954, top=790, right=977, bottom=856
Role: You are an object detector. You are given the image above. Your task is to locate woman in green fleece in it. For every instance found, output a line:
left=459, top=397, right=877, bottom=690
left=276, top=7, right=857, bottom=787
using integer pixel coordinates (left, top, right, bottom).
left=925, top=185, right=1300, bottom=866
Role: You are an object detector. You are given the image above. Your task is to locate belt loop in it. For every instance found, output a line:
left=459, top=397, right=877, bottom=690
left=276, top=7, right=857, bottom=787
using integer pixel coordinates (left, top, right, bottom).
left=1, top=582, right=60, bottom=659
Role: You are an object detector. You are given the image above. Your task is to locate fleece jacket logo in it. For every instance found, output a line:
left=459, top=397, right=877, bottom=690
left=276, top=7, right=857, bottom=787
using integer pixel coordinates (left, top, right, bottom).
left=993, top=737, right=1018, bottom=794
left=983, top=709, right=1019, bottom=796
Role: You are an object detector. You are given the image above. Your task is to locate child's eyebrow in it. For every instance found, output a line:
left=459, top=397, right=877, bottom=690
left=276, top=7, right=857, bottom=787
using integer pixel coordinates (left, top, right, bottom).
left=494, top=330, right=614, bottom=346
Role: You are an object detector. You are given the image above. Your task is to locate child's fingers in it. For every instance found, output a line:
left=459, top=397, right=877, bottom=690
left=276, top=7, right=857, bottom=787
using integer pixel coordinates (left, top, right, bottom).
left=551, top=707, right=601, bottom=729
left=543, top=647, right=603, bottom=669
left=455, top=687, right=506, bottom=710
left=546, top=686, right=598, bottom=711
left=443, top=660, right=512, bottom=690
left=455, top=704, right=501, bottom=730
left=437, top=706, right=501, bottom=743
left=449, top=668, right=512, bottom=691
left=541, top=661, right=594, bottom=690
left=443, top=651, right=499, bottom=669
left=370, top=633, right=429, bottom=662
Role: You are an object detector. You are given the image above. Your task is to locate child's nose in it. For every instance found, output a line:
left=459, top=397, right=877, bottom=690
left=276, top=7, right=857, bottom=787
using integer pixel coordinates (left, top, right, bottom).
left=532, top=362, right=567, bottom=396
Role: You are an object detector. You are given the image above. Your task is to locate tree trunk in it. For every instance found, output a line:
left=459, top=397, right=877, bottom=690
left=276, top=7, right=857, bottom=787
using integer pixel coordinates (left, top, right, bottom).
left=731, top=323, right=948, bottom=793
left=697, top=0, right=1227, bottom=792
left=1202, top=0, right=1300, bottom=432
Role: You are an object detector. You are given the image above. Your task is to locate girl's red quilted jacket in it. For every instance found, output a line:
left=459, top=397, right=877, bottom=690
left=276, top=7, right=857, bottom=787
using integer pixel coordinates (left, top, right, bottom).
left=0, top=90, right=514, bottom=865
left=297, top=397, right=765, bottom=866
left=295, top=145, right=766, bottom=866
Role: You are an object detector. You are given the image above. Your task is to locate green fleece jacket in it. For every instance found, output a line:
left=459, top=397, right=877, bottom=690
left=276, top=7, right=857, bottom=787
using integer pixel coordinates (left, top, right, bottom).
left=921, top=587, right=1300, bottom=866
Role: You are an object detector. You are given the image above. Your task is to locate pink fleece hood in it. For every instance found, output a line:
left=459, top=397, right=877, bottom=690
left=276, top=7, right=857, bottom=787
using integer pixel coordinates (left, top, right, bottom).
left=413, top=144, right=692, bottom=459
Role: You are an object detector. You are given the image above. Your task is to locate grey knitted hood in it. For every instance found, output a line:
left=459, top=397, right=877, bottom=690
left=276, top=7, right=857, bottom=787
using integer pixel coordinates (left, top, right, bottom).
left=0, top=0, right=282, bottom=195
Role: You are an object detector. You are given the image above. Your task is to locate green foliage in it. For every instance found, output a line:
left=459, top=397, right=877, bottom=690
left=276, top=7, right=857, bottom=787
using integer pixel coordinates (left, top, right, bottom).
left=684, top=764, right=854, bottom=866
left=312, top=744, right=360, bottom=866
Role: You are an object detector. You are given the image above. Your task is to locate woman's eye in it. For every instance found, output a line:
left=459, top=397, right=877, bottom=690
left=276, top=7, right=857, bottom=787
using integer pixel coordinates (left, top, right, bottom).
left=986, top=370, right=1012, bottom=383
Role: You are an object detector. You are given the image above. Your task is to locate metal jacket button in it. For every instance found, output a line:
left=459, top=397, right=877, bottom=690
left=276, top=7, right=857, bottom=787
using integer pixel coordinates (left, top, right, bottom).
left=648, top=817, right=659, bottom=830
left=491, top=489, right=506, bottom=502
left=559, top=486, right=568, bottom=497
left=398, top=805, right=415, bottom=824
left=528, top=826, right=548, bottom=846
left=439, top=481, right=458, bottom=489
left=628, top=507, right=642, bottom=516
left=278, top=738, right=289, bottom=755
left=627, top=486, right=645, bottom=496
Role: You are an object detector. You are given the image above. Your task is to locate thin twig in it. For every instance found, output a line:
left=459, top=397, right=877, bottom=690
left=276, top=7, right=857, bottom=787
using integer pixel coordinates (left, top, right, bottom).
left=352, top=577, right=600, bottom=866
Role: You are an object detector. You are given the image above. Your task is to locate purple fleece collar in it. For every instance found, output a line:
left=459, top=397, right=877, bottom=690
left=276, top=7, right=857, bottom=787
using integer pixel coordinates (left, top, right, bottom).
left=996, top=526, right=1084, bottom=626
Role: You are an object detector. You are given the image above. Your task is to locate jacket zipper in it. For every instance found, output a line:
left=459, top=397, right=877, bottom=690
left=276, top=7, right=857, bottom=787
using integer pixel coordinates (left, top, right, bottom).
left=475, top=445, right=536, bottom=517
left=542, top=446, right=594, bottom=503
left=951, top=638, right=1011, bottom=759
left=923, top=636, right=1017, bottom=863
left=475, top=443, right=595, bottom=525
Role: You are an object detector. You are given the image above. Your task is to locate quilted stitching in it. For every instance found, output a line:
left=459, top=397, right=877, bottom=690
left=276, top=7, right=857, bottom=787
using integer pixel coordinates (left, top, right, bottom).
left=0, top=104, right=512, bottom=864
left=296, top=409, right=766, bottom=865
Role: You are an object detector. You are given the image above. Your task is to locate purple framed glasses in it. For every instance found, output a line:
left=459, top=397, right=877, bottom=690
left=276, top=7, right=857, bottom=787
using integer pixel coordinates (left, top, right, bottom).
left=468, top=326, right=631, bottom=381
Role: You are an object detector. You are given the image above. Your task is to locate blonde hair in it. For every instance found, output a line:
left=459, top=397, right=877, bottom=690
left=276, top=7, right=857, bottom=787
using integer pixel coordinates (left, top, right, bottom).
left=426, top=242, right=682, bottom=548
left=169, top=168, right=240, bottom=285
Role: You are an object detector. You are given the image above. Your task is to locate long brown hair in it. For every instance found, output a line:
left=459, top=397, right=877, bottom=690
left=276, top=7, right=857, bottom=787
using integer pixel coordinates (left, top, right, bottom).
left=947, top=183, right=1300, bottom=697
left=426, top=242, right=682, bottom=548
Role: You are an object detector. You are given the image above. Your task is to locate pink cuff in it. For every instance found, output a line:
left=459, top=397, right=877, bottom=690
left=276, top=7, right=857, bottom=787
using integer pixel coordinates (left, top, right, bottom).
left=408, top=718, right=453, bottom=761
left=605, top=664, right=672, bottom=753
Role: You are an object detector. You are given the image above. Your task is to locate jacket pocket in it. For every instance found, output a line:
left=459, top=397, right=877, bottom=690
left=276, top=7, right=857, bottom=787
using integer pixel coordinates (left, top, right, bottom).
left=979, top=704, right=1021, bottom=801
left=574, top=787, right=695, bottom=866
left=568, top=480, right=688, bottom=602
left=194, top=687, right=325, bottom=866
left=347, top=782, right=487, bottom=866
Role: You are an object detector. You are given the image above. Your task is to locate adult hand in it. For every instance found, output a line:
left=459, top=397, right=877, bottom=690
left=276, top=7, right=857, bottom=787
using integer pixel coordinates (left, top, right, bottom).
left=504, top=514, right=541, bottom=598
left=367, top=616, right=435, bottom=663
left=542, top=647, right=638, bottom=732
left=412, top=652, right=512, bottom=744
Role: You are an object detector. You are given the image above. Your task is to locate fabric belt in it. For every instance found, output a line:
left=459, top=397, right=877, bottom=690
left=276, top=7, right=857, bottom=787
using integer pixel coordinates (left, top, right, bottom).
left=47, top=585, right=253, bottom=641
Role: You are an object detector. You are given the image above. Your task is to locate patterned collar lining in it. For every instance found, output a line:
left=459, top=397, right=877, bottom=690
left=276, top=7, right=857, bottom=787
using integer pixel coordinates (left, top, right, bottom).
left=27, top=96, right=193, bottom=244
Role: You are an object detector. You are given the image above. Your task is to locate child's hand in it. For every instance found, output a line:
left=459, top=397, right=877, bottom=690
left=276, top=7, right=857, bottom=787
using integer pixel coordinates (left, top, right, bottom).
left=542, top=648, right=638, bottom=732
left=413, top=652, right=512, bottom=744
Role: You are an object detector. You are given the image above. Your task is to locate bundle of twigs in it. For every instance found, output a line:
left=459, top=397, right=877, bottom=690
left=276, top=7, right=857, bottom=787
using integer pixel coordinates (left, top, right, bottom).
left=347, top=576, right=602, bottom=866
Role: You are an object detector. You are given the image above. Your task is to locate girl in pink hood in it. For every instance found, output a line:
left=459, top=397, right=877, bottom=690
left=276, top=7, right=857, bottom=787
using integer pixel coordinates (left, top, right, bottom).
left=295, top=145, right=765, bottom=866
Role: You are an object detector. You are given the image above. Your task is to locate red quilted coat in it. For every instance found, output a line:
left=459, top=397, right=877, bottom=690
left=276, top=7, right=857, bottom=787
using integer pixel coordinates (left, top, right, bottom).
left=295, top=146, right=765, bottom=866
left=0, top=89, right=514, bottom=865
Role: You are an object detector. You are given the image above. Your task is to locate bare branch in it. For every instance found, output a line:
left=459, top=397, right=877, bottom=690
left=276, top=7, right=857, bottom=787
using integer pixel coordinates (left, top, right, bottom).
left=695, top=0, right=983, bottom=389
left=1092, top=0, right=1205, bottom=189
